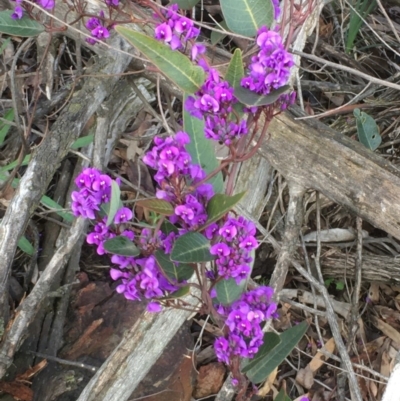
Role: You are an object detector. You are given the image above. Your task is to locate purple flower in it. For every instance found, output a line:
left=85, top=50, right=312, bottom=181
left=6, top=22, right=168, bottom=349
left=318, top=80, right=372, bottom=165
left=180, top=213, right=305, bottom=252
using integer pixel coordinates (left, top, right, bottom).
left=114, top=207, right=133, bottom=224
left=38, top=0, right=54, bottom=9
left=147, top=302, right=162, bottom=312
left=191, top=43, right=206, bottom=61
left=11, top=5, right=23, bottom=19
left=210, top=243, right=231, bottom=256
left=155, top=23, right=172, bottom=42
left=105, top=0, right=120, bottom=6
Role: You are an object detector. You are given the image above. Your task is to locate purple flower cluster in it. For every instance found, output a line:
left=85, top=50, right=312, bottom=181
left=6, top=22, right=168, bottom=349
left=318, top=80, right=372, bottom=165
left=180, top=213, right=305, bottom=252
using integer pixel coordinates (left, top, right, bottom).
left=186, top=68, right=247, bottom=145
left=143, top=132, right=214, bottom=231
left=71, top=168, right=113, bottom=219
left=241, top=27, right=294, bottom=96
left=214, top=287, right=277, bottom=363
left=10, top=0, right=54, bottom=20
left=154, top=4, right=205, bottom=60
left=85, top=11, right=110, bottom=45
left=110, top=254, right=177, bottom=305
left=207, top=216, right=258, bottom=284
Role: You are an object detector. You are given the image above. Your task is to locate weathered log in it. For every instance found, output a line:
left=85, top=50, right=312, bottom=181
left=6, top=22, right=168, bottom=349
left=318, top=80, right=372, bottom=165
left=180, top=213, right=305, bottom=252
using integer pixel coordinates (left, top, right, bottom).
left=321, top=251, right=400, bottom=284
left=259, top=107, right=400, bottom=241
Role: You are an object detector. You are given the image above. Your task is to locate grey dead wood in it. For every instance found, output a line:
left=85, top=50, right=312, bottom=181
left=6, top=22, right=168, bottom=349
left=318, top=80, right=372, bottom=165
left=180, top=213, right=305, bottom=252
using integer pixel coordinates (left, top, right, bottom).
left=0, top=34, right=133, bottom=376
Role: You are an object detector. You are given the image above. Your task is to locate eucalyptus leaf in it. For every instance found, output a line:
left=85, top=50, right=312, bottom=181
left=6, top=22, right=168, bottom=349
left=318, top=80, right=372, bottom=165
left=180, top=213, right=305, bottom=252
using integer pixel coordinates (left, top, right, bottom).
left=183, top=94, right=224, bottom=193
left=155, top=250, right=193, bottom=281
left=171, top=0, right=200, bottom=9
left=234, top=85, right=290, bottom=107
left=70, top=135, right=94, bottom=149
left=245, top=321, right=308, bottom=383
left=353, top=108, right=381, bottom=151
left=18, top=235, right=34, bottom=256
left=171, top=232, right=214, bottom=263
left=0, top=11, right=45, bottom=37
left=136, top=198, right=174, bottom=216
left=106, top=181, right=121, bottom=226
left=116, top=27, right=205, bottom=94
left=214, top=278, right=246, bottom=305
left=220, top=0, right=274, bottom=37
left=40, top=195, right=74, bottom=223
left=103, top=236, right=140, bottom=256
left=0, top=109, right=14, bottom=144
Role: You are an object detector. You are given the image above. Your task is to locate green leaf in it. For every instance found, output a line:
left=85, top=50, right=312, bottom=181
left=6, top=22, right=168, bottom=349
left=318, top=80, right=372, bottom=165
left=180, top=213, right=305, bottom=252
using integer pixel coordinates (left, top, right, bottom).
left=161, top=220, right=179, bottom=235
left=211, top=20, right=229, bottom=45
left=40, top=195, right=74, bottom=223
left=0, top=154, right=30, bottom=173
left=220, top=0, right=274, bottom=37
left=225, top=49, right=245, bottom=88
left=214, top=278, right=247, bottom=305
left=103, top=235, right=140, bottom=256
left=0, top=11, right=45, bottom=37
left=171, top=232, right=214, bottom=263
left=70, top=135, right=94, bottom=149
left=116, top=27, right=205, bottom=94
left=0, top=109, right=14, bottom=145
left=205, top=192, right=246, bottom=227
left=274, top=389, right=292, bottom=401
left=0, top=37, right=11, bottom=54
left=353, top=108, right=381, bottom=151
left=335, top=280, right=345, bottom=291
left=183, top=94, right=224, bottom=194
left=171, top=0, right=200, bottom=9
left=155, top=250, right=194, bottom=281
left=136, top=198, right=174, bottom=216
left=234, top=85, right=290, bottom=107
left=106, top=180, right=121, bottom=226
left=160, top=285, right=190, bottom=299
left=18, top=235, right=34, bottom=256
left=241, top=332, right=281, bottom=373
left=245, top=321, right=309, bottom=383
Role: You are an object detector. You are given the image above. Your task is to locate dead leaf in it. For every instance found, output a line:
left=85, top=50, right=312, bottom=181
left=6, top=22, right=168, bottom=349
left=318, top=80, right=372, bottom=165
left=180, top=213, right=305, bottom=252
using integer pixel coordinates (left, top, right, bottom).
left=309, top=337, right=336, bottom=372
left=17, top=360, right=47, bottom=381
left=0, top=381, right=33, bottom=401
left=296, top=366, right=314, bottom=389
left=371, top=317, right=400, bottom=346
left=368, top=283, right=380, bottom=303
left=257, top=367, right=278, bottom=396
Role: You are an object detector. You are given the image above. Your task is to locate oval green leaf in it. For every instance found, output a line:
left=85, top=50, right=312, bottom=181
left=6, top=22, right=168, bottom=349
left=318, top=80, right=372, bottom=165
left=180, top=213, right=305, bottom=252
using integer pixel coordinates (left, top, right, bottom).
left=171, top=0, right=200, bottom=9
left=353, top=108, right=381, bottom=151
left=155, top=250, right=194, bottom=281
left=0, top=11, right=45, bottom=37
left=106, top=180, right=122, bottom=226
left=136, top=198, right=174, bottom=216
left=220, top=0, right=274, bottom=37
left=225, top=49, right=245, bottom=88
left=18, top=235, right=34, bottom=256
left=161, top=220, right=179, bottom=235
left=241, top=332, right=281, bottom=373
left=160, top=285, right=190, bottom=300
left=274, top=389, right=292, bottom=401
left=234, top=85, right=290, bottom=107
left=171, top=232, right=214, bottom=263
left=103, top=236, right=140, bottom=256
left=211, top=20, right=229, bottom=45
left=204, top=192, right=246, bottom=228
left=214, top=278, right=246, bottom=305
left=245, top=321, right=308, bottom=383
left=183, top=94, right=224, bottom=193
left=116, top=27, right=205, bottom=94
